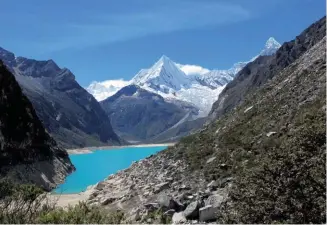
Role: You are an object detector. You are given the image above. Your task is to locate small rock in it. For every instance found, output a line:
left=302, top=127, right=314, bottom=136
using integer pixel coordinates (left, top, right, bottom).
left=266, top=131, right=277, bottom=137
left=100, top=197, right=116, bottom=205
left=164, top=209, right=176, bottom=216
left=144, top=202, right=160, bottom=212
left=217, top=177, right=234, bottom=188
left=178, top=184, right=190, bottom=191
left=94, top=181, right=106, bottom=191
left=206, top=157, right=216, bottom=164
left=154, top=182, right=170, bottom=193
left=219, top=163, right=228, bottom=169
left=244, top=106, right=253, bottom=113
left=207, top=180, right=218, bottom=190
left=158, top=194, right=184, bottom=211
left=172, top=212, right=187, bottom=224
left=183, top=201, right=201, bottom=219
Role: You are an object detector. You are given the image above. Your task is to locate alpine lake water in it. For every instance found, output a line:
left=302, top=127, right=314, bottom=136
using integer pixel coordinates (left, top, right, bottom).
left=54, top=146, right=167, bottom=194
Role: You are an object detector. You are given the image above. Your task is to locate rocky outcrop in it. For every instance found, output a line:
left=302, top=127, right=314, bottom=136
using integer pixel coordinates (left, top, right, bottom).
left=101, top=85, right=199, bottom=142
left=0, top=60, right=75, bottom=190
left=85, top=147, right=230, bottom=223
left=0, top=48, right=122, bottom=148
left=209, top=16, right=326, bottom=120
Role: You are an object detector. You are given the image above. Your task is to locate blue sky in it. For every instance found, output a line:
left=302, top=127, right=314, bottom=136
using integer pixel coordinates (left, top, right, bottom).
left=0, top=0, right=325, bottom=86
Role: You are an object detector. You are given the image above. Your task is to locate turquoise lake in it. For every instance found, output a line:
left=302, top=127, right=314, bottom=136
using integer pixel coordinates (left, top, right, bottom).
left=55, top=146, right=167, bottom=194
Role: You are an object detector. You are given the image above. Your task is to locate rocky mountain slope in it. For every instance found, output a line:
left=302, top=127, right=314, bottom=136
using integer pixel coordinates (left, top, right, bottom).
left=101, top=85, right=199, bottom=142
left=0, top=48, right=122, bottom=148
left=84, top=17, right=326, bottom=224
left=209, top=16, right=326, bottom=120
left=0, top=60, right=75, bottom=190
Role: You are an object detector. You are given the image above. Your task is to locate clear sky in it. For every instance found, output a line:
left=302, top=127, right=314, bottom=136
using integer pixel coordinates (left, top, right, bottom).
left=0, top=0, right=325, bottom=86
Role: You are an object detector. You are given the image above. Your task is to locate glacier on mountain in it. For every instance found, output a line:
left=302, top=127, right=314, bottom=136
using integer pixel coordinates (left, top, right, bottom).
left=86, top=37, right=281, bottom=117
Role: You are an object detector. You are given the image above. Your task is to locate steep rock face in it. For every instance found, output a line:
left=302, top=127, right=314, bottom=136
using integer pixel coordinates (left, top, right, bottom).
left=209, top=16, right=326, bottom=120
left=101, top=85, right=199, bottom=142
left=0, top=48, right=122, bottom=148
left=0, top=60, right=75, bottom=190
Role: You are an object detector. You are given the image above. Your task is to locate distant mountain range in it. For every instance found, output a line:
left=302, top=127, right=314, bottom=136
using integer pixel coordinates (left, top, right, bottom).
left=0, top=48, right=122, bottom=148
left=87, top=37, right=281, bottom=117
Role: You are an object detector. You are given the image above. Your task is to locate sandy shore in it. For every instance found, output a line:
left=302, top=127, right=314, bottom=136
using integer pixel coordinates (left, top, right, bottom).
left=66, top=143, right=176, bottom=155
left=47, top=190, right=92, bottom=208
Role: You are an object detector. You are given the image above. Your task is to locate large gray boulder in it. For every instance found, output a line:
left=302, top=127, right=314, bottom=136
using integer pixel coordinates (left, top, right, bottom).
left=199, top=194, right=225, bottom=222
left=158, top=194, right=184, bottom=211
left=172, top=212, right=187, bottom=224
left=183, top=200, right=201, bottom=219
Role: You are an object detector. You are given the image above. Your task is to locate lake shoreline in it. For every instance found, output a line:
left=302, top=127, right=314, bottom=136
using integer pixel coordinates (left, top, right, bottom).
left=66, top=143, right=176, bottom=155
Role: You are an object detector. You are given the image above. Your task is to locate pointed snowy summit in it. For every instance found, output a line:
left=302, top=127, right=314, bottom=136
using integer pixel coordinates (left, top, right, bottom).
left=265, top=37, right=281, bottom=49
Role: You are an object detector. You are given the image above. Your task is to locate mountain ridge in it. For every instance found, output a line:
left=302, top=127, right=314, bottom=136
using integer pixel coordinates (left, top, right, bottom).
left=0, top=48, right=122, bottom=148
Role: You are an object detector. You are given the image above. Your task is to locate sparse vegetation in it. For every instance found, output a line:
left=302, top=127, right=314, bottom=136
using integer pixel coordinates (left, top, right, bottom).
left=0, top=180, right=125, bottom=224
left=164, top=36, right=326, bottom=223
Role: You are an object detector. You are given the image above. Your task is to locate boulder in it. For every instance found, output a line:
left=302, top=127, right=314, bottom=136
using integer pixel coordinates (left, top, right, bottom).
left=199, top=194, right=225, bottom=221
left=183, top=201, right=201, bottom=219
left=172, top=212, right=187, bottom=224
left=199, top=205, right=217, bottom=222
left=158, top=194, right=184, bottom=211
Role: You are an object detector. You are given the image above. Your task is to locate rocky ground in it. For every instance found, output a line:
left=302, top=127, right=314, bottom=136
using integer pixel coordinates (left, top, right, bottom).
left=85, top=149, right=231, bottom=223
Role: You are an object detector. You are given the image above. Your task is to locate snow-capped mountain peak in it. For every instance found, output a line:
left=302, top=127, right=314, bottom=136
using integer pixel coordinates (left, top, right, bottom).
left=265, top=37, right=281, bottom=49
left=132, top=55, right=191, bottom=93
left=259, top=37, right=281, bottom=56
left=87, top=36, right=282, bottom=116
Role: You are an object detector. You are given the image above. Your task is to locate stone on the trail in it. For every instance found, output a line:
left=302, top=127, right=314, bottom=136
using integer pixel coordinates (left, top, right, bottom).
left=183, top=201, right=201, bottom=219
left=172, top=212, right=187, bottom=224
left=154, top=182, right=170, bottom=193
left=206, top=157, right=216, bottom=164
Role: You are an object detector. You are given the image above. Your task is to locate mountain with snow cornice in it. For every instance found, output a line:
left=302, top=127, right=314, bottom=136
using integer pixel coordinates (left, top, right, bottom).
left=87, top=37, right=281, bottom=116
